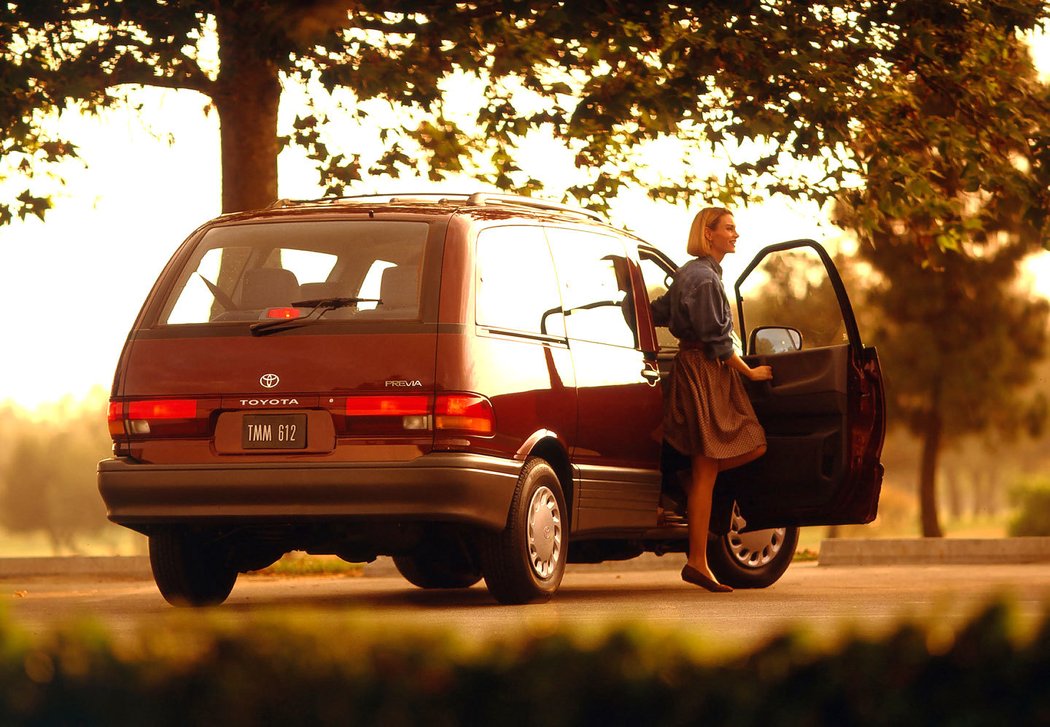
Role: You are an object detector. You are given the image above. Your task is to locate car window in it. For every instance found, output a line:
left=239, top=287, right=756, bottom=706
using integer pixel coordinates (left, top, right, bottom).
left=280, top=249, right=338, bottom=286
left=738, top=246, right=848, bottom=351
left=356, top=260, right=396, bottom=311
left=545, top=227, right=638, bottom=349
left=638, top=253, right=680, bottom=351
left=158, top=220, right=428, bottom=324
left=475, top=226, right=565, bottom=338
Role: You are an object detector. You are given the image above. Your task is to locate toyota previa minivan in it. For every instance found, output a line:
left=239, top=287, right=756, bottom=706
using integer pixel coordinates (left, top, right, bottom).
left=99, top=193, right=885, bottom=606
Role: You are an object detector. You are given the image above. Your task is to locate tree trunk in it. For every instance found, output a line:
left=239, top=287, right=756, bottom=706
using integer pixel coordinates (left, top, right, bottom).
left=987, top=467, right=1002, bottom=516
left=944, top=464, right=963, bottom=520
left=918, top=409, right=944, bottom=537
left=214, top=10, right=281, bottom=213
left=972, top=468, right=989, bottom=518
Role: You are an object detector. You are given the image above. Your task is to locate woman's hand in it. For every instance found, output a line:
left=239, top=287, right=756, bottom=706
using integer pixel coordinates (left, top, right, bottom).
left=746, top=365, right=773, bottom=382
left=725, top=354, right=773, bottom=382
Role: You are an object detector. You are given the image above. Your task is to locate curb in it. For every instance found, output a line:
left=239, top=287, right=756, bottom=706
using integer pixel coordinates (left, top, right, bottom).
left=0, top=556, right=152, bottom=579
left=818, top=537, right=1050, bottom=566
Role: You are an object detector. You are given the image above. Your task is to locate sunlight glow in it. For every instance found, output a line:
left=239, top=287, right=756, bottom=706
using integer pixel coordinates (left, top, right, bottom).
left=2, top=31, right=1048, bottom=414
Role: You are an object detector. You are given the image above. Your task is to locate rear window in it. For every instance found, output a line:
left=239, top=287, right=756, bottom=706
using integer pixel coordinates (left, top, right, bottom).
left=159, top=220, right=428, bottom=325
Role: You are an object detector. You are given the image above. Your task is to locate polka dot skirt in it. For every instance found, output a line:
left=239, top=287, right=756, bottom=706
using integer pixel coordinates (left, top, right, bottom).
left=663, top=350, right=767, bottom=459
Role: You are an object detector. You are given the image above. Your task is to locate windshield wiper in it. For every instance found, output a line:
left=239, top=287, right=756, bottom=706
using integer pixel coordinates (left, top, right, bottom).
left=249, top=297, right=381, bottom=336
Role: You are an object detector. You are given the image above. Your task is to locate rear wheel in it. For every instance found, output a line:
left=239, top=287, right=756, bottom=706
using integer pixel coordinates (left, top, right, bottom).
left=393, top=537, right=482, bottom=589
left=481, top=458, right=567, bottom=604
left=707, top=502, right=798, bottom=589
left=149, top=529, right=238, bottom=607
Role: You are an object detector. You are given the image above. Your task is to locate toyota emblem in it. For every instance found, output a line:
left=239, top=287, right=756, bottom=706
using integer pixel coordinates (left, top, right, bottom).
left=259, top=373, right=280, bottom=389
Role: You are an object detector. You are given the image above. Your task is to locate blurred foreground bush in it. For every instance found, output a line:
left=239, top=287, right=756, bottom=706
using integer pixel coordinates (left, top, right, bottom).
left=0, top=601, right=1047, bottom=726
left=1009, top=476, right=1050, bottom=536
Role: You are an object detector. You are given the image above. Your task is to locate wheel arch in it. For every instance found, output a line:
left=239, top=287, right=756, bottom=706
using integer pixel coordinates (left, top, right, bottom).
left=524, top=436, right=573, bottom=529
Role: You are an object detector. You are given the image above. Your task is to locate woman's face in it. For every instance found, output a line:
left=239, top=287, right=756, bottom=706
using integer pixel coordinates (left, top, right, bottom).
left=706, top=214, right=739, bottom=259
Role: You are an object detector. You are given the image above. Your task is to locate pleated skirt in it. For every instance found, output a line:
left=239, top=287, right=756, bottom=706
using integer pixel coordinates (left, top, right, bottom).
left=663, top=350, right=767, bottom=459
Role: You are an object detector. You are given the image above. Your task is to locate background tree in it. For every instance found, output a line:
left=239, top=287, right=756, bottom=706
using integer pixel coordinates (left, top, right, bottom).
left=850, top=246, right=1049, bottom=537
left=0, top=406, right=112, bottom=553
left=3, top=1, right=1047, bottom=234
left=835, top=22, right=1050, bottom=536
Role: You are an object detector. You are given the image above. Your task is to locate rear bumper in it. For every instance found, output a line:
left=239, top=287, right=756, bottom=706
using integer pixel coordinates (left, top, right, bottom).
left=97, top=453, right=521, bottom=531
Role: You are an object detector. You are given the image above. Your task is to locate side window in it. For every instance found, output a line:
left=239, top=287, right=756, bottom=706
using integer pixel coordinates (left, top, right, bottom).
left=545, top=227, right=638, bottom=348
left=639, top=254, right=679, bottom=351
left=476, top=226, right=565, bottom=337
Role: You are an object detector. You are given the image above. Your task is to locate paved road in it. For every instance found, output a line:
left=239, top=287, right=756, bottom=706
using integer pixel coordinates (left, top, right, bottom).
left=3, top=561, right=1049, bottom=652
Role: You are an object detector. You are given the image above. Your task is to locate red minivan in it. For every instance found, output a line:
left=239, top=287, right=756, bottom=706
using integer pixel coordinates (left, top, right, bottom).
left=99, top=193, right=885, bottom=606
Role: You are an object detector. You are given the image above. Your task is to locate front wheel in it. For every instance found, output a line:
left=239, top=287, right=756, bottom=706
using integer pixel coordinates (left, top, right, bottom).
left=149, top=529, right=238, bottom=607
left=707, top=502, right=798, bottom=589
left=480, top=457, right=567, bottom=604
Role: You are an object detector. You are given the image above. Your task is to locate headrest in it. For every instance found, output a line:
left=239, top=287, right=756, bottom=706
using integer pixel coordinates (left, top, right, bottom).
left=298, top=281, right=342, bottom=301
left=378, top=266, right=419, bottom=310
left=240, top=267, right=300, bottom=309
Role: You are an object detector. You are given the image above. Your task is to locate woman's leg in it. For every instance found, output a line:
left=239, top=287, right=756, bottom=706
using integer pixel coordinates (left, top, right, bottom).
left=686, top=453, right=720, bottom=577
left=717, top=443, right=767, bottom=472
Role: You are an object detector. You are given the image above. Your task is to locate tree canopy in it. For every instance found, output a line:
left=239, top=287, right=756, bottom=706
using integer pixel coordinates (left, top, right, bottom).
left=3, top=0, right=1048, bottom=243
left=834, top=16, right=1050, bottom=536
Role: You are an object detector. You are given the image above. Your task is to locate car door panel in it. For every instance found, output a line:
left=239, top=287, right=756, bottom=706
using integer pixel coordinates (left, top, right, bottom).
left=718, top=241, right=885, bottom=531
left=720, top=345, right=850, bottom=509
left=547, top=227, right=664, bottom=534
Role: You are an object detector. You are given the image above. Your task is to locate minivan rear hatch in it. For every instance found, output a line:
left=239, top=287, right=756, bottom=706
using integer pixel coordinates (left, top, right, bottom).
left=110, top=215, right=451, bottom=462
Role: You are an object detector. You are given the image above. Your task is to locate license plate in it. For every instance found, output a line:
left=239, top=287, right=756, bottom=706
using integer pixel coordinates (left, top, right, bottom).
left=242, top=414, right=307, bottom=449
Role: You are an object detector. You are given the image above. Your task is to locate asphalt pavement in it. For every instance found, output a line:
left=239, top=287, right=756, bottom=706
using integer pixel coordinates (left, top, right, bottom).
left=3, top=559, right=1049, bottom=654
left=2, top=537, right=1048, bottom=579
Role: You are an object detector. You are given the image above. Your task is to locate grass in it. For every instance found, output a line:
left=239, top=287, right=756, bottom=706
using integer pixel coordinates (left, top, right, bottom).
left=253, top=553, right=365, bottom=577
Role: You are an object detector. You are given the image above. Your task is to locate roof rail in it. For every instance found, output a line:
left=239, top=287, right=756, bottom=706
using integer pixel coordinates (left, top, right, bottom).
left=268, top=193, right=475, bottom=208
left=466, top=192, right=604, bottom=222
left=267, top=192, right=606, bottom=223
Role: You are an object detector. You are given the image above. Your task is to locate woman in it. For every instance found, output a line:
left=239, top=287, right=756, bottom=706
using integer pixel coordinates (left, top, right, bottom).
left=651, top=207, right=772, bottom=592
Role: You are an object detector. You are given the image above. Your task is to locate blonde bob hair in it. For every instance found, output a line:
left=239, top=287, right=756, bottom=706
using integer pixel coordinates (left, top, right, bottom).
left=686, top=207, right=733, bottom=257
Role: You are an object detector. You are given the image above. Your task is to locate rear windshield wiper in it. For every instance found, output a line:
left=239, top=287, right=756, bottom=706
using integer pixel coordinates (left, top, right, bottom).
left=249, top=297, right=381, bottom=336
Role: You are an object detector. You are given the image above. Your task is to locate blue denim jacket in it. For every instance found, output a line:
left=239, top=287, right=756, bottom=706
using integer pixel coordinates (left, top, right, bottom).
left=650, top=256, right=734, bottom=361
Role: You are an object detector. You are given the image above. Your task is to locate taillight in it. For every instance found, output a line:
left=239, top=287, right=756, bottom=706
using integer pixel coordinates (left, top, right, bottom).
left=435, top=394, right=494, bottom=435
left=345, top=396, right=429, bottom=417
left=344, top=395, right=430, bottom=431
left=111, top=398, right=202, bottom=437
left=342, top=393, right=494, bottom=436
left=107, top=401, right=125, bottom=437
left=127, top=399, right=198, bottom=420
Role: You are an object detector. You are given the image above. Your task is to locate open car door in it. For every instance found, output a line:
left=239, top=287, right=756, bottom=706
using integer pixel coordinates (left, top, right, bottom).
left=717, top=240, right=886, bottom=531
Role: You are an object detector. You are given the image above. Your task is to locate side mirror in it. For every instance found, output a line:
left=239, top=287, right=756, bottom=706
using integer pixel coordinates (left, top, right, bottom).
left=750, top=326, right=802, bottom=355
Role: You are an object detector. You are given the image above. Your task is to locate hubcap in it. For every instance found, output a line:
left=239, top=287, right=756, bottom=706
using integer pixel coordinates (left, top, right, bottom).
left=727, top=502, right=786, bottom=569
left=527, top=485, right=562, bottom=580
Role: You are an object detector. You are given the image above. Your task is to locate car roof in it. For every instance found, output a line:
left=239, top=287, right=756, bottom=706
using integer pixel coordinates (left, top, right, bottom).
left=208, top=192, right=643, bottom=237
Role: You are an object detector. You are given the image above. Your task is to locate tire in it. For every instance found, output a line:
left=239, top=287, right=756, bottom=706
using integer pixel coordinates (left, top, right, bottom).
left=480, top=458, right=567, bottom=604
left=149, top=529, right=238, bottom=607
left=707, top=502, right=799, bottom=589
left=393, top=538, right=483, bottom=589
